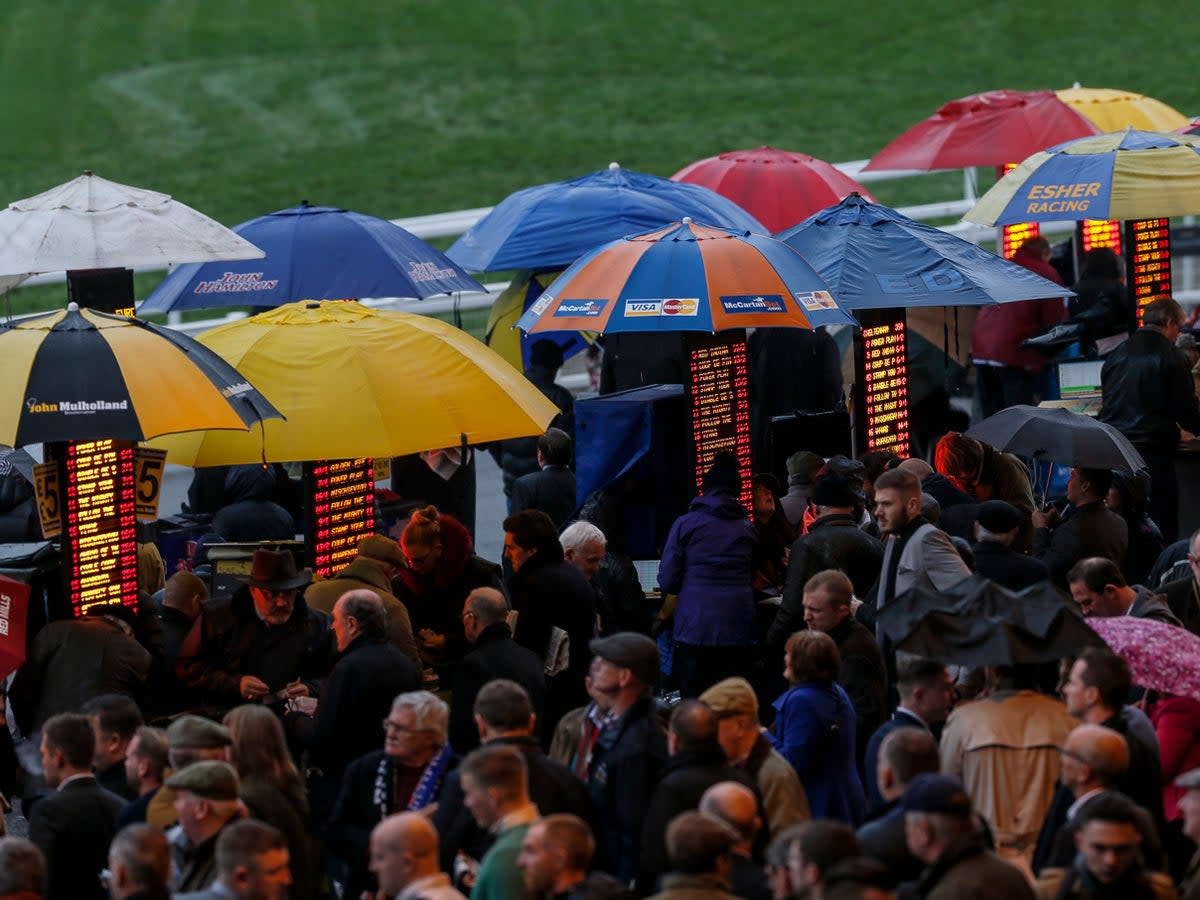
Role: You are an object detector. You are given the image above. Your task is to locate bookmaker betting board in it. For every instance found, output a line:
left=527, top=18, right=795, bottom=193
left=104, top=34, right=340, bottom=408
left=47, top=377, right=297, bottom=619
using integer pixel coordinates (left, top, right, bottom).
left=683, top=331, right=753, bottom=508
left=854, top=308, right=911, bottom=457
left=304, top=457, right=375, bottom=578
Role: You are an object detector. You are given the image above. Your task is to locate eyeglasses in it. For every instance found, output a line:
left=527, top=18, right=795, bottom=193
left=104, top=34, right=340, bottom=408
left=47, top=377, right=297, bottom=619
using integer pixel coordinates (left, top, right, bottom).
left=382, top=719, right=432, bottom=735
left=255, top=587, right=297, bottom=601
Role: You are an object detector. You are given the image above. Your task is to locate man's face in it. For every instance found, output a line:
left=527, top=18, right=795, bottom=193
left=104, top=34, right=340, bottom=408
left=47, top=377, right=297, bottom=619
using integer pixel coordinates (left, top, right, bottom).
left=235, top=849, right=292, bottom=900
left=1069, top=581, right=1121, bottom=618
left=1062, top=660, right=1094, bottom=718
left=461, top=600, right=481, bottom=644
left=40, top=735, right=60, bottom=788
left=1187, top=537, right=1200, bottom=585
left=566, top=540, right=605, bottom=581
left=715, top=714, right=754, bottom=763
left=88, top=716, right=121, bottom=769
left=874, top=487, right=916, bottom=535
left=368, top=832, right=409, bottom=898
left=1180, top=788, right=1200, bottom=844
left=383, top=707, right=436, bottom=765
left=461, top=773, right=499, bottom=830
left=588, top=657, right=624, bottom=703
left=1076, top=820, right=1141, bottom=884
left=786, top=842, right=814, bottom=897
left=1057, top=741, right=1086, bottom=791
left=402, top=539, right=442, bottom=577
left=516, top=822, right=558, bottom=893
left=753, top=484, right=776, bottom=523
left=250, top=586, right=297, bottom=626
left=173, top=791, right=206, bottom=842
left=504, top=532, right=537, bottom=573
left=124, top=735, right=143, bottom=787
left=1066, top=468, right=1089, bottom=506
left=802, top=589, right=848, bottom=634
left=331, top=599, right=355, bottom=652
left=912, top=670, right=955, bottom=724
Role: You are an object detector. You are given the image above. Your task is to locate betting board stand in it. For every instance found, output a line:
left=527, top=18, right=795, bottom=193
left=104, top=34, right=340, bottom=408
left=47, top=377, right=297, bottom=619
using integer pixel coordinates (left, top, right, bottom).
left=851, top=308, right=911, bottom=459
left=682, top=330, right=753, bottom=508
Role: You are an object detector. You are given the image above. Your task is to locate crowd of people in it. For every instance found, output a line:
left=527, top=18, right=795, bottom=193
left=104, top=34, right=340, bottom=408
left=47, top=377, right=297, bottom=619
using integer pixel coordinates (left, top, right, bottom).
left=3, top=286, right=1200, bottom=900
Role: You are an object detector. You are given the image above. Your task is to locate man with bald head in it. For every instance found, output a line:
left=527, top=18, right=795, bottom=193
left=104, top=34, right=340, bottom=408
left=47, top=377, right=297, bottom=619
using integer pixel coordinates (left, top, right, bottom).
left=369, top=812, right=466, bottom=900
left=700, top=782, right=769, bottom=900
left=449, top=587, right=545, bottom=753
left=1032, top=724, right=1162, bottom=874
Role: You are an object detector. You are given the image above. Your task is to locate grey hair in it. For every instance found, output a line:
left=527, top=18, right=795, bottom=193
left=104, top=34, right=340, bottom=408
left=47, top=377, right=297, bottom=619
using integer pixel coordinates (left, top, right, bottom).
left=392, top=691, right=449, bottom=742
left=0, top=837, right=46, bottom=894
left=337, top=589, right=386, bottom=639
left=560, top=521, right=606, bottom=553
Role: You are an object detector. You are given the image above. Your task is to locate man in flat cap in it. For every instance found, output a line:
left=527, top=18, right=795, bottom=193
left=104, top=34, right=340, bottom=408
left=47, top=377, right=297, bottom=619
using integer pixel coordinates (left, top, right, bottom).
left=971, top=499, right=1049, bottom=591
left=303, top=534, right=422, bottom=671
left=902, top=773, right=1034, bottom=899
left=145, top=715, right=234, bottom=831
left=166, top=760, right=245, bottom=893
left=577, top=633, right=668, bottom=884
left=177, top=548, right=331, bottom=712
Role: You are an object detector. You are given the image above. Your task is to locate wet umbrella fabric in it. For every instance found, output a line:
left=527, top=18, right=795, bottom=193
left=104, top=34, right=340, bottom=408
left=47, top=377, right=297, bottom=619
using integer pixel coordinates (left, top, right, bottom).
left=671, top=145, right=875, bottom=233
left=863, top=89, right=1101, bottom=172
left=776, top=194, right=1075, bottom=310
left=1085, top=616, right=1200, bottom=702
left=1055, top=86, right=1189, bottom=132
left=446, top=164, right=765, bottom=273
left=139, top=203, right=486, bottom=313
left=516, top=218, right=854, bottom=335
left=964, top=404, right=1145, bottom=473
left=878, top=575, right=1104, bottom=667
left=0, top=304, right=281, bottom=445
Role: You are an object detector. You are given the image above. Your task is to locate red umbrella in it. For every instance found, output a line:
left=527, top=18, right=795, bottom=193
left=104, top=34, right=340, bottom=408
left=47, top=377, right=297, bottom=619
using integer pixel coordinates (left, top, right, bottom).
left=863, top=89, right=1103, bottom=172
left=0, top=575, right=29, bottom=680
left=1086, top=616, right=1200, bottom=702
left=671, top=146, right=873, bottom=233
left=1177, top=117, right=1200, bottom=136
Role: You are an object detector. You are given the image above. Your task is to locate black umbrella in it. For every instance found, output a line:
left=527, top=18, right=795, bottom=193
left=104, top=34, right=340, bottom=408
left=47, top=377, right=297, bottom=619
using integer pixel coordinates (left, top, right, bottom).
left=964, top=404, right=1145, bottom=474
left=877, top=574, right=1105, bottom=667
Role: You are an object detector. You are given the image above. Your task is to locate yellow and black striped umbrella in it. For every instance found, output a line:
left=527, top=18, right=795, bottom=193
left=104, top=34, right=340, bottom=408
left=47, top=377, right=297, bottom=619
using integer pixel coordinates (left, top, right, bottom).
left=0, top=303, right=282, bottom=445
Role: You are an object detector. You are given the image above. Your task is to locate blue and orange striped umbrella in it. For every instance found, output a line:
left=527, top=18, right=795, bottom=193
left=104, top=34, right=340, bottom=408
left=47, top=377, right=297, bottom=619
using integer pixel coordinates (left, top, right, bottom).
left=515, top=218, right=855, bottom=335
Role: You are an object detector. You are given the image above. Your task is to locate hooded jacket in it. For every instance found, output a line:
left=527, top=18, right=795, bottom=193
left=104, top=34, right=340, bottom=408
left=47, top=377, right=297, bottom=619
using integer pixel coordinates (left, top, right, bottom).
left=658, top=491, right=756, bottom=646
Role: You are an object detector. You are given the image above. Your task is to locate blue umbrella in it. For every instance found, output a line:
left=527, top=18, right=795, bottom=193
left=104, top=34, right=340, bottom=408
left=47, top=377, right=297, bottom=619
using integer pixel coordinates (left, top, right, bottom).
left=446, top=162, right=765, bottom=273
left=776, top=193, right=1075, bottom=308
left=139, top=203, right=486, bottom=313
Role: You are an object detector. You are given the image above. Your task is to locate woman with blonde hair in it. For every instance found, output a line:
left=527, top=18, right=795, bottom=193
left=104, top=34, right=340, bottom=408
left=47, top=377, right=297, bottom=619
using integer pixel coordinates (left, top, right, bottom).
left=223, top=704, right=314, bottom=899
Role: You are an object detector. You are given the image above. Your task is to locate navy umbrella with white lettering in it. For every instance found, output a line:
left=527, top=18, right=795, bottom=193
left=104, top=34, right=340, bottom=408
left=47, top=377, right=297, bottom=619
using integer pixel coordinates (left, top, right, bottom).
left=776, top=193, right=1074, bottom=309
left=139, top=202, right=486, bottom=313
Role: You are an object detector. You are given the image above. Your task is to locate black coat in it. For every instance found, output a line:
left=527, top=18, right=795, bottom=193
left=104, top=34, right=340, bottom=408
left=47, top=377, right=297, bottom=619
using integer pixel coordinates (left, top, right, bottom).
left=1100, top=326, right=1200, bottom=450
left=509, top=543, right=597, bottom=735
left=862, top=710, right=927, bottom=814
left=448, top=623, right=546, bottom=754
left=971, top=541, right=1050, bottom=592
left=1161, top=576, right=1200, bottom=635
left=146, top=604, right=199, bottom=718
left=510, top=466, right=578, bottom=529
left=589, top=695, right=669, bottom=884
left=492, top=362, right=576, bottom=497
left=858, top=802, right=924, bottom=884
left=176, top=586, right=331, bottom=711
left=827, top=616, right=888, bottom=769
left=1033, top=501, right=1128, bottom=588
left=302, top=634, right=421, bottom=776
left=432, top=734, right=597, bottom=871
left=29, top=776, right=124, bottom=900
left=636, top=743, right=761, bottom=895
left=769, top=513, right=884, bottom=653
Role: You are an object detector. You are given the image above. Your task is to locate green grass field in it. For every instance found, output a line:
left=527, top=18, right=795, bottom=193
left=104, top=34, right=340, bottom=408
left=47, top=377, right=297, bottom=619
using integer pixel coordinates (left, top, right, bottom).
left=1, top=0, right=1195, bottom=324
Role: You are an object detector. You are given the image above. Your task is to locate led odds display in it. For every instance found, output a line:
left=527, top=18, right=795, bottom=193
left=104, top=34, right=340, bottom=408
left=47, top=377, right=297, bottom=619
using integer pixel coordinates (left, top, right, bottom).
left=304, top=458, right=375, bottom=578
left=857, top=310, right=911, bottom=457
left=684, top=332, right=753, bottom=508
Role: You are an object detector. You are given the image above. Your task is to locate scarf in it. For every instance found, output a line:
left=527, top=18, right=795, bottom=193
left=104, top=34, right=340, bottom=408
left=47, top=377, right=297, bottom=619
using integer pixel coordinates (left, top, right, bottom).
left=372, top=743, right=454, bottom=818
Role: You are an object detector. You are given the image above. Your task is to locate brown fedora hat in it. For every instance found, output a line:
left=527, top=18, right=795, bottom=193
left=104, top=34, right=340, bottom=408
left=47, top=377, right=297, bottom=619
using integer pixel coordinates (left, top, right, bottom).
left=238, top=549, right=312, bottom=591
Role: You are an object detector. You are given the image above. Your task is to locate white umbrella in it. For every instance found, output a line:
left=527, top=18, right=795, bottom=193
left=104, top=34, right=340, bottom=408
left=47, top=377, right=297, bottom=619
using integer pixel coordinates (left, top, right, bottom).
left=0, top=171, right=264, bottom=282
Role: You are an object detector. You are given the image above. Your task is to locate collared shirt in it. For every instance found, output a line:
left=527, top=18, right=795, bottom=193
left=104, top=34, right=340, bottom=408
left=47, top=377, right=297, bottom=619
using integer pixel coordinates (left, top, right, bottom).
left=491, top=802, right=538, bottom=836
left=896, top=706, right=931, bottom=730
left=1066, top=787, right=1105, bottom=822
left=397, top=872, right=466, bottom=900
left=56, top=772, right=96, bottom=791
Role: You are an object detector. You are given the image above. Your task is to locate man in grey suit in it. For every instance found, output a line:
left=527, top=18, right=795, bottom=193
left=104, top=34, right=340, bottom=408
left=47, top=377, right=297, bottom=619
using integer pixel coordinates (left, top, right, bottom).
left=29, top=713, right=124, bottom=900
left=175, top=819, right=292, bottom=900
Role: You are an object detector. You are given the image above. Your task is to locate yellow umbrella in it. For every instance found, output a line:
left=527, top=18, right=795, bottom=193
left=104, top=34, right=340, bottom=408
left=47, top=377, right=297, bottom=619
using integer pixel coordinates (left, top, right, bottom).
left=1056, top=85, right=1188, bottom=132
left=153, top=300, right=561, bottom=466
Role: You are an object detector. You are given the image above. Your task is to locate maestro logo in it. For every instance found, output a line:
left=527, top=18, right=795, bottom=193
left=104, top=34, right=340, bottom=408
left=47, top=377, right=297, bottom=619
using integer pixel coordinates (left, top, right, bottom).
left=552, top=299, right=608, bottom=318
left=720, top=294, right=786, bottom=314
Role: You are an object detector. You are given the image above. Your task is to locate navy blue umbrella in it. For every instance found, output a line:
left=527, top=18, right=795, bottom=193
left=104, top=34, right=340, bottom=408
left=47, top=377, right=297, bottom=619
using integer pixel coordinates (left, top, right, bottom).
left=139, top=203, right=486, bottom=313
left=446, top=162, right=765, bottom=273
left=776, top=193, right=1074, bottom=309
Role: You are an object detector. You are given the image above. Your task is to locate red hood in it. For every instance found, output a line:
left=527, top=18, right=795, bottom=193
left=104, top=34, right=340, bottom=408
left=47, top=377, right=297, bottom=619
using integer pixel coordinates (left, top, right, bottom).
left=394, top=513, right=474, bottom=594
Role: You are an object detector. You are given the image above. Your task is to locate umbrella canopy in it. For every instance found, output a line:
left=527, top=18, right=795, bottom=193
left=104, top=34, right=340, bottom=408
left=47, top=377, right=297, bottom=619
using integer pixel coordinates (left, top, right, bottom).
left=878, top=575, right=1104, bottom=667
left=965, top=129, right=1200, bottom=226
left=1178, top=118, right=1200, bottom=136
left=776, top=194, right=1074, bottom=309
left=964, top=404, right=1145, bottom=473
left=446, top=163, right=765, bottom=273
left=1086, top=616, right=1200, bottom=702
left=1056, top=86, right=1189, bottom=132
left=0, top=172, right=263, bottom=284
left=139, top=202, right=486, bottom=314
left=152, top=300, right=561, bottom=466
left=863, top=89, right=1102, bottom=173
left=0, top=303, right=281, bottom=445
left=484, top=269, right=595, bottom=370
left=671, top=146, right=875, bottom=233
left=515, top=218, right=856, bottom=335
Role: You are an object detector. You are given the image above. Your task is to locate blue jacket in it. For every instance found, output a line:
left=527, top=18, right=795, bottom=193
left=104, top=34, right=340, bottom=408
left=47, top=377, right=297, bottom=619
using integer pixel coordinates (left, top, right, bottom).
left=769, top=681, right=866, bottom=825
left=658, top=491, right=756, bottom=646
